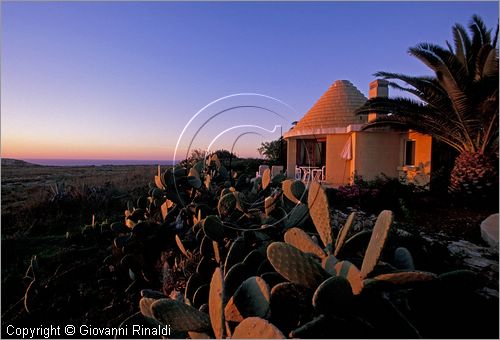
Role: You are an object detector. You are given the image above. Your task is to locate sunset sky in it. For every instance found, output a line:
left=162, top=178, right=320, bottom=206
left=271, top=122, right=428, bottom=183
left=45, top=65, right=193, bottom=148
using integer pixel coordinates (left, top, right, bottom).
left=1, top=1, right=498, bottom=161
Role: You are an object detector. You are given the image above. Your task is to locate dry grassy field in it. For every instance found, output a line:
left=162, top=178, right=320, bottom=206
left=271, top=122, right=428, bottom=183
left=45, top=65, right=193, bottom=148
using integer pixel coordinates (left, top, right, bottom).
left=1, top=161, right=158, bottom=328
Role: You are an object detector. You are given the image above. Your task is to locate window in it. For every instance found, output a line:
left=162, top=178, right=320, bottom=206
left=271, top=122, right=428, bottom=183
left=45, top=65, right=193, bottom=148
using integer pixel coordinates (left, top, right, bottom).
left=404, top=140, right=416, bottom=166
left=296, top=139, right=326, bottom=166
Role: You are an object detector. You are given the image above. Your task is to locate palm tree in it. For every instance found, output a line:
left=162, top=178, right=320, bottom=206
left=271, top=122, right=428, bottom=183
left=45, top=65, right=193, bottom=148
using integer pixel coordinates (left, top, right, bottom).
left=356, top=15, right=498, bottom=196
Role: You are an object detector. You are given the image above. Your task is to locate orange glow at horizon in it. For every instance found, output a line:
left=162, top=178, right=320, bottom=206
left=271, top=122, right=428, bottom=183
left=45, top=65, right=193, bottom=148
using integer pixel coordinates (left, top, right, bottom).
left=1, top=137, right=263, bottom=160
left=1, top=138, right=175, bottom=160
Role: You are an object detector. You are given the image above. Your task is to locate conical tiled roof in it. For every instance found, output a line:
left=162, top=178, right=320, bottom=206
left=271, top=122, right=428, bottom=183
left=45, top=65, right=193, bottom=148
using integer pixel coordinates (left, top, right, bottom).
left=285, top=80, right=368, bottom=138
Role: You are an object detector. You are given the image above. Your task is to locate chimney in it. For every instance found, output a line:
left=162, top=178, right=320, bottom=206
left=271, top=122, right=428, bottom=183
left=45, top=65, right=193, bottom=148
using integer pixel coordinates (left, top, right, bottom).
left=368, top=79, right=389, bottom=122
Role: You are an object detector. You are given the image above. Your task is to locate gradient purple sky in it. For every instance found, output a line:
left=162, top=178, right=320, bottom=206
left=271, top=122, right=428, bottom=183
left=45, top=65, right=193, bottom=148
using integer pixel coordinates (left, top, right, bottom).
left=1, top=1, right=498, bottom=160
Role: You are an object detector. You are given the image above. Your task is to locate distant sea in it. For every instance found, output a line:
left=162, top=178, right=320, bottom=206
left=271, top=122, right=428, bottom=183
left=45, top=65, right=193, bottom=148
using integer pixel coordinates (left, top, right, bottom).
left=23, top=159, right=177, bottom=167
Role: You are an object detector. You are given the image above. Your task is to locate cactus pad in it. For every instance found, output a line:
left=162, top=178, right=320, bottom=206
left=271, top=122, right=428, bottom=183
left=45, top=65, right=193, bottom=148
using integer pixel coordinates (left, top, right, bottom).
left=242, top=249, right=265, bottom=273
left=209, top=267, right=225, bottom=339
left=373, top=271, right=437, bottom=286
left=196, top=256, right=217, bottom=281
left=284, top=203, right=309, bottom=229
left=188, top=331, right=211, bottom=339
left=289, top=315, right=331, bottom=338
left=200, top=236, right=214, bottom=258
left=192, top=284, right=210, bottom=309
left=360, top=210, right=393, bottom=278
left=224, top=237, right=247, bottom=276
left=270, top=282, right=313, bottom=333
left=312, top=276, right=353, bottom=314
left=267, top=242, right=329, bottom=289
left=203, top=215, right=225, bottom=243
left=284, top=227, right=326, bottom=258
left=393, top=247, right=415, bottom=270
left=282, top=180, right=306, bottom=204
left=151, top=298, right=210, bottom=332
left=223, top=262, right=252, bottom=303
left=175, top=234, right=190, bottom=258
left=224, top=276, right=270, bottom=322
left=139, top=297, right=157, bottom=320
left=265, top=196, right=276, bottom=216
left=307, top=181, right=333, bottom=249
left=321, top=255, right=339, bottom=276
left=233, top=191, right=247, bottom=213
left=334, top=261, right=363, bottom=295
left=213, top=240, right=221, bottom=264
left=188, top=175, right=202, bottom=189
left=218, top=193, right=236, bottom=217
left=338, top=229, right=372, bottom=258
left=260, top=272, right=287, bottom=288
left=232, top=317, right=285, bottom=339
left=262, top=168, right=271, bottom=190
left=334, top=212, right=356, bottom=257
left=438, top=269, right=479, bottom=291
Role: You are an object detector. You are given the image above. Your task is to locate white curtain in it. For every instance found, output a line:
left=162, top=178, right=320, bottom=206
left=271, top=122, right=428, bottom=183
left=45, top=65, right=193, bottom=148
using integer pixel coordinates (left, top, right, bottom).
left=340, top=135, right=352, bottom=160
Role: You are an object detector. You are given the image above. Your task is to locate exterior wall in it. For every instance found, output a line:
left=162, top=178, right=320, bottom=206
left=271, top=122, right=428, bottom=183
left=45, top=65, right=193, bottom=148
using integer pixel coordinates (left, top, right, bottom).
left=353, top=131, right=401, bottom=180
left=286, top=138, right=297, bottom=179
left=397, top=131, right=432, bottom=186
left=325, top=134, right=352, bottom=186
left=288, top=130, right=432, bottom=186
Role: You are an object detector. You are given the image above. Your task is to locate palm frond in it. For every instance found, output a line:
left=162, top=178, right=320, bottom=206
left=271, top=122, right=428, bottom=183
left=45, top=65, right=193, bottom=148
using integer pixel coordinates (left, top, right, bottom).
left=374, top=71, right=453, bottom=113
left=362, top=15, right=498, bottom=156
left=452, top=24, right=471, bottom=69
left=355, top=97, right=430, bottom=116
left=475, top=45, right=496, bottom=80
left=492, top=24, right=499, bottom=48
left=481, top=48, right=499, bottom=78
left=470, top=15, right=491, bottom=46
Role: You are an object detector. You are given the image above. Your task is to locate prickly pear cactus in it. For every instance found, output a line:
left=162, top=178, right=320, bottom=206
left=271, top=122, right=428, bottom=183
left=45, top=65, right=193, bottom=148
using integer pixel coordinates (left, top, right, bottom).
left=218, top=193, right=236, bottom=217
left=334, top=212, right=356, bottom=257
left=262, top=168, right=271, bottom=190
left=267, top=242, right=329, bottom=289
left=265, top=196, right=276, bottom=216
left=185, top=273, right=204, bottom=306
left=321, top=255, right=339, bottom=276
left=151, top=298, right=211, bottom=332
left=223, top=262, right=252, bottom=303
left=175, top=234, right=190, bottom=258
left=203, top=215, right=225, bottom=243
left=284, top=203, right=309, bottom=229
left=140, top=297, right=156, bottom=319
left=312, top=276, right=353, bottom=314
left=360, top=210, right=393, bottom=278
left=224, top=237, right=246, bottom=276
left=232, top=317, right=285, bottom=339
left=269, top=282, right=313, bottom=334
left=282, top=180, right=305, bottom=204
left=284, top=227, right=326, bottom=258
left=307, top=181, right=333, bottom=249
left=188, top=167, right=202, bottom=188
left=233, top=191, right=247, bottom=213
left=334, top=260, right=363, bottom=295
left=193, top=284, right=210, bottom=309
left=213, top=240, right=221, bottom=264
left=438, top=269, right=479, bottom=291
left=393, top=247, right=415, bottom=270
left=372, top=271, right=437, bottom=285
left=209, top=267, right=225, bottom=339
left=154, top=165, right=164, bottom=189
left=224, top=276, right=270, bottom=322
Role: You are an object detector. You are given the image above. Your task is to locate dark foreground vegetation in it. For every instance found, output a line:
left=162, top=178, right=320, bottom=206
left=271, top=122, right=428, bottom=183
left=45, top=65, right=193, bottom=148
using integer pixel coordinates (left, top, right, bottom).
left=1, top=155, right=498, bottom=339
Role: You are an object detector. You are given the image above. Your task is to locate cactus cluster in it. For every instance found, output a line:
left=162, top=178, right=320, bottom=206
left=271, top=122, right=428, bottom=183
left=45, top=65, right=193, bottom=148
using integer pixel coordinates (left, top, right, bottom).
left=79, top=155, right=483, bottom=339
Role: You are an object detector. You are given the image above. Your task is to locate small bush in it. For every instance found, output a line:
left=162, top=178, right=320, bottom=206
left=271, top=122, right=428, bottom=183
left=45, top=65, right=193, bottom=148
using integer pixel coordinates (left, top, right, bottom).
left=327, top=174, right=419, bottom=217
